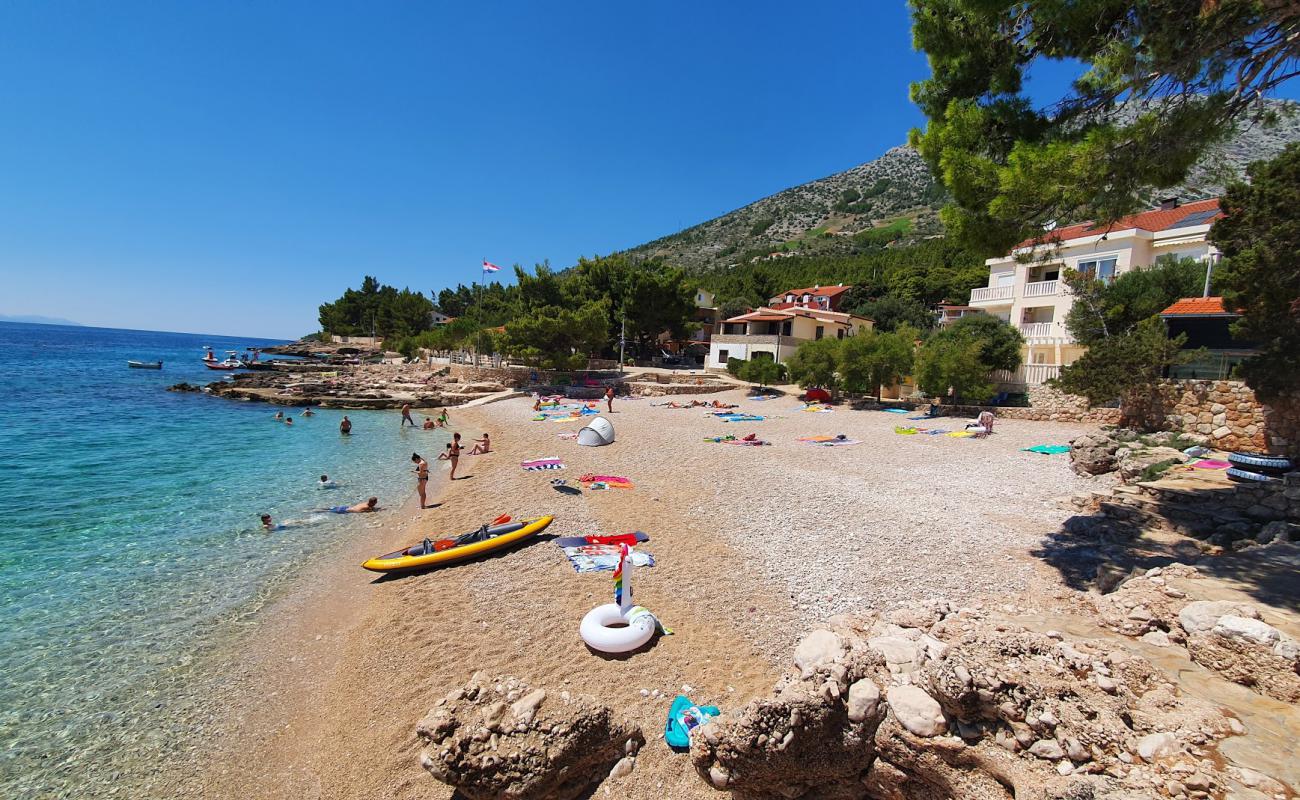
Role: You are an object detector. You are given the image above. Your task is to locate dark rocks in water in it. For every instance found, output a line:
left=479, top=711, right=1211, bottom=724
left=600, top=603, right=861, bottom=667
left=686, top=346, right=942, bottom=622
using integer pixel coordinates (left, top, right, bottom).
left=167, top=383, right=203, bottom=393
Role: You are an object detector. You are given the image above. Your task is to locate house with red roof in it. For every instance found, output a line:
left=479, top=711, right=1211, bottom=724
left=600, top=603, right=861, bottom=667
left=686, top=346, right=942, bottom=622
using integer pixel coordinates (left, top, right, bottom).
left=706, top=285, right=872, bottom=369
left=968, top=198, right=1224, bottom=388
left=1159, top=296, right=1257, bottom=379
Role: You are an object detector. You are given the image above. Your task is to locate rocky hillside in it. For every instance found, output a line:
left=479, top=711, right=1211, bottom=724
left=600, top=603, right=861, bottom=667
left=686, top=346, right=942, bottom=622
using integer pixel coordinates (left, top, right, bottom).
left=625, top=102, right=1300, bottom=273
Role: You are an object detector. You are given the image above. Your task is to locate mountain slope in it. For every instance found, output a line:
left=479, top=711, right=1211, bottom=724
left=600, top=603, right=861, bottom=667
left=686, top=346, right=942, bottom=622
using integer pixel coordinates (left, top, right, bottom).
left=625, top=102, right=1300, bottom=272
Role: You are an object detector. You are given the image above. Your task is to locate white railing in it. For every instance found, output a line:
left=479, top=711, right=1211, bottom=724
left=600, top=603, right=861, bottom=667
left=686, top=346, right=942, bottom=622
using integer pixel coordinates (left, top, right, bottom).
left=1023, top=279, right=1059, bottom=298
left=1018, top=322, right=1057, bottom=339
left=970, top=285, right=1014, bottom=303
left=990, top=363, right=1062, bottom=387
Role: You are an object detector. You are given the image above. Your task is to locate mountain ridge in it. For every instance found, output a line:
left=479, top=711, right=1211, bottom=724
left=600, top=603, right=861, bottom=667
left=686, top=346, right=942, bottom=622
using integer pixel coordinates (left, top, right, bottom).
left=622, top=101, right=1300, bottom=273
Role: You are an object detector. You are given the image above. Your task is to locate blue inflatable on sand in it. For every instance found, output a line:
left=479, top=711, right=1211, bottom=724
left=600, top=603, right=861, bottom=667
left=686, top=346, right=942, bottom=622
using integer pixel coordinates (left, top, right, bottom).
left=665, top=694, right=720, bottom=751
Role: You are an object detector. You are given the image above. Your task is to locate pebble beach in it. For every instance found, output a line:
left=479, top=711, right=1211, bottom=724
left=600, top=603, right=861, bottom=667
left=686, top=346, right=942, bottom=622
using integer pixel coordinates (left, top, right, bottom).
left=183, top=387, right=1107, bottom=799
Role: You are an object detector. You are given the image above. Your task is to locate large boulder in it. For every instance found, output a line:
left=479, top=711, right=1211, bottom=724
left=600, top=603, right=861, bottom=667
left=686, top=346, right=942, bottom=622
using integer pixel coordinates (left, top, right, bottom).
left=690, top=630, right=887, bottom=799
left=1069, top=433, right=1121, bottom=476
left=415, top=673, right=643, bottom=800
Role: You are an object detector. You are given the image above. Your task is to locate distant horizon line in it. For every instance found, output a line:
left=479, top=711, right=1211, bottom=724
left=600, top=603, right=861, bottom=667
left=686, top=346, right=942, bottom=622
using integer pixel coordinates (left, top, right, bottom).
left=0, top=317, right=295, bottom=343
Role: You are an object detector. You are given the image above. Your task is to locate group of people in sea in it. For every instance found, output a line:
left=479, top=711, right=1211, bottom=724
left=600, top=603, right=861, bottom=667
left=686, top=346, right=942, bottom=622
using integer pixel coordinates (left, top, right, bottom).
left=271, top=406, right=316, bottom=426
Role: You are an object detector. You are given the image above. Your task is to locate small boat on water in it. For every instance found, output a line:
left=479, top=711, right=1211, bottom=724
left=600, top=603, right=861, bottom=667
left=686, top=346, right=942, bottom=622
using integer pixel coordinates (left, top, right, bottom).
left=127, top=360, right=163, bottom=370
left=204, top=357, right=243, bottom=371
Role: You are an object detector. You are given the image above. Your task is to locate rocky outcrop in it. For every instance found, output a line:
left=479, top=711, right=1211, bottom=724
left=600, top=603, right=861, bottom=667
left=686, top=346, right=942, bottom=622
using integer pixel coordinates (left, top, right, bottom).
left=1068, top=429, right=1204, bottom=478
left=1069, top=433, right=1122, bottom=476
left=1089, top=569, right=1300, bottom=704
left=690, top=605, right=1245, bottom=800
left=415, top=673, right=643, bottom=800
left=691, top=628, right=887, bottom=798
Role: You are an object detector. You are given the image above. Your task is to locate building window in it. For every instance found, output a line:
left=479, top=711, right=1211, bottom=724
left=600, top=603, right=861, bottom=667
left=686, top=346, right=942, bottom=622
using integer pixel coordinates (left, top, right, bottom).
left=1078, top=257, right=1118, bottom=284
left=837, top=328, right=845, bottom=340
left=717, top=349, right=729, bottom=364
left=815, top=326, right=824, bottom=340
left=781, top=321, right=792, bottom=336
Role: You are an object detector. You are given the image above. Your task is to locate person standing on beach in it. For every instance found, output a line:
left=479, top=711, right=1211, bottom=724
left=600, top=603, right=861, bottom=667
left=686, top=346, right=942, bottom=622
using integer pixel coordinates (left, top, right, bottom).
left=411, top=452, right=430, bottom=508
left=447, top=432, right=462, bottom=479
left=604, top=385, right=615, bottom=413
left=401, top=403, right=415, bottom=427
left=340, top=416, right=352, bottom=435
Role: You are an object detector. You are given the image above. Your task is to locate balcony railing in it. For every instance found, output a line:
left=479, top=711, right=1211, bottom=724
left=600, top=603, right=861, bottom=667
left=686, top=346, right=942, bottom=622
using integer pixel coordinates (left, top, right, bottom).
left=990, top=363, right=1062, bottom=387
left=1023, top=279, right=1059, bottom=298
left=1018, top=322, right=1059, bottom=339
left=970, top=285, right=1013, bottom=303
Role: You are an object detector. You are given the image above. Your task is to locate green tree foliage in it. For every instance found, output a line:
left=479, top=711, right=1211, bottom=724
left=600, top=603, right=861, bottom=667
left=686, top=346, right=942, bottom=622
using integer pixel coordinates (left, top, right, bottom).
left=504, top=301, right=609, bottom=369
left=914, top=315, right=1021, bottom=401
left=909, top=0, right=1300, bottom=256
left=739, top=357, right=783, bottom=388
left=437, top=286, right=473, bottom=317
left=839, top=327, right=919, bottom=398
left=1063, top=256, right=1207, bottom=346
left=701, top=239, right=986, bottom=310
left=1213, top=143, right=1300, bottom=398
left=847, top=295, right=935, bottom=333
left=1054, top=318, right=1196, bottom=405
left=943, top=313, right=1022, bottom=372
left=914, top=334, right=994, bottom=403
left=318, top=276, right=435, bottom=339
left=784, top=338, right=842, bottom=392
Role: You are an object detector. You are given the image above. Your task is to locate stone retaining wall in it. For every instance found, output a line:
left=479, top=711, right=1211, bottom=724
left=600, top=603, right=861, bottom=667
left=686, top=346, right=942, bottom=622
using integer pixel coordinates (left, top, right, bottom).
left=1122, top=380, right=1300, bottom=456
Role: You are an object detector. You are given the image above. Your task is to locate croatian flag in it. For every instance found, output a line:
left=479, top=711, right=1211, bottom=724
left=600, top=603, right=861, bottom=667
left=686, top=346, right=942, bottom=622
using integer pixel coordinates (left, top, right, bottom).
left=482, top=259, right=501, bottom=273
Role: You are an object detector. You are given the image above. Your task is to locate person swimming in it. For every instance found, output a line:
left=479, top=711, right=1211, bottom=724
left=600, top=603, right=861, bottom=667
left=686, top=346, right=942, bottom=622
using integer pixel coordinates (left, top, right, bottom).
left=260, top=513, right=285, bottom=531
left=318, top=474, right=338, bottom=488
left=301, top=407, right=315, bottom=417
left=422, top=417, right=435, bottom=430
left=274, top=411, right=284, bottom=420
left=285, top=416, right=293, bottom=425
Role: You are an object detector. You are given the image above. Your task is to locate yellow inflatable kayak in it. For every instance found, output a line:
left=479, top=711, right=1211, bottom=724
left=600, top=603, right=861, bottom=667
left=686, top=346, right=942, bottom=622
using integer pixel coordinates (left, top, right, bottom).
left=362, top=515, right=553, bottom=573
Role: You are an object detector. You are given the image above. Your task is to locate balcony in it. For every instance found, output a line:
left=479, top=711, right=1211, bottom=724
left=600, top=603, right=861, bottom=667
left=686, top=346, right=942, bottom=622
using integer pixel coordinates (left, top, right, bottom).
left=970, top=285, right=1013, bottom=304
left=1018, top=322, right=1059, bottom=339
left=990, top=363, right=1062, bottom=388
left=1023, top=279, right=1059, bottom=298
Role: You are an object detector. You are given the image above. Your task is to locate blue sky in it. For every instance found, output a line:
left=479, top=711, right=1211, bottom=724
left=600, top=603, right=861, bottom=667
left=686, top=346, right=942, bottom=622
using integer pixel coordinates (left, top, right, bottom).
left=1, top=2, right=1289, bottom=339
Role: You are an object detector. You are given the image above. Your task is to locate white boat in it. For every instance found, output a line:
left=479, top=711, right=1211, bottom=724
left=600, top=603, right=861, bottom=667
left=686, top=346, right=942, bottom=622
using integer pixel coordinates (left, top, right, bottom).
left=127, top=360, right=163, bottom=370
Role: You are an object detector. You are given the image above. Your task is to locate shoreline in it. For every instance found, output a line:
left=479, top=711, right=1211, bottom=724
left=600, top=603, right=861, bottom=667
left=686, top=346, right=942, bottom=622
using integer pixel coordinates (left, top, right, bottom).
left=178, top=390, right=1300, bottom=799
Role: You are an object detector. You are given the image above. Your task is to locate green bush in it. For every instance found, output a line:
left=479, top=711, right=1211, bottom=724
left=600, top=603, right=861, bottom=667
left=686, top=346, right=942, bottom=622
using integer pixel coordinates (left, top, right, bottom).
left=726, top=357, right=747, bottom=377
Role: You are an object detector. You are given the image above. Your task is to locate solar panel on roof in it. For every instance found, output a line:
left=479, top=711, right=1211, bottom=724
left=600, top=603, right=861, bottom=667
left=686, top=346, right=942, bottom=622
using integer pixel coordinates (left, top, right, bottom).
left=1170, top=209, right=1219, bottom=228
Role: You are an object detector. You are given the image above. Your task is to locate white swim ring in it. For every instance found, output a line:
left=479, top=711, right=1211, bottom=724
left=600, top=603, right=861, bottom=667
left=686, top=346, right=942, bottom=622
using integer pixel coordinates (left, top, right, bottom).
left=580, top=603, right=656, bottom=653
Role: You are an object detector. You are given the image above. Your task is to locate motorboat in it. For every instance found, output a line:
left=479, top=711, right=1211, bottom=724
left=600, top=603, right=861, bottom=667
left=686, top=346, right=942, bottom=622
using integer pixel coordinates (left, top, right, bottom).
left=127, top=360, right=163, bottom=369
left=204, top=357, right=244, bottom=371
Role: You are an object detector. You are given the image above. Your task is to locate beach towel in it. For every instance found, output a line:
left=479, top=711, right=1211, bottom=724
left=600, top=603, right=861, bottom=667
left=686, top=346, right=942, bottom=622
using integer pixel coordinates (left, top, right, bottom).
left=557, top=432, right=579, bottom=440
left=796, top=435, right=836, bottom=442
left=522, top=457, right=565, bottom=471
left=727, top=438, right=769, bottom=446
left=923, top=429, right=950, bottom=435
left=719, top=414, right=764, bottom=423
left=881, top=408, right=910, bottom=415
left=562, top=545, right=655, bottom=573
left=946, top=431, right=974, bottom=438
left=704, top=434, right=737, bottom=443
left=553, top=532, right=649, bottom=547
left=894, top=426, right=918, bottom=435
left=1190, top=459, right=1232, bottom=469
left=809, top=438, right=861, bottom=447
left=1022, top=445, right=1071, bottom=455
left=579, top=473, right=634, bottom=488
left=798, top=404, right=833, bottom=413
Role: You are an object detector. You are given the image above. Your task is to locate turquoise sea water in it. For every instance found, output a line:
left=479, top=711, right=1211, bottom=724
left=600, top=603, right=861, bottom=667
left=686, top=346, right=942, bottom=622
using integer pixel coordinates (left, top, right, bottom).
left=0, top=322, right=444, bottom=798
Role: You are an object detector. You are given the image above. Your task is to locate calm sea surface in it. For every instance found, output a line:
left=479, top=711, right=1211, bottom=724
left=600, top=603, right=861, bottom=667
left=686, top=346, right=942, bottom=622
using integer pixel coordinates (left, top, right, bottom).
left=0, top=322, right=443, bottom=798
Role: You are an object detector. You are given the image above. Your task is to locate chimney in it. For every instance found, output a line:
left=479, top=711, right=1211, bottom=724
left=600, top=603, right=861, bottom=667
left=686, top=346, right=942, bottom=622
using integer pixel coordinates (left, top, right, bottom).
left=1159, top=197, right=1180, bottom=211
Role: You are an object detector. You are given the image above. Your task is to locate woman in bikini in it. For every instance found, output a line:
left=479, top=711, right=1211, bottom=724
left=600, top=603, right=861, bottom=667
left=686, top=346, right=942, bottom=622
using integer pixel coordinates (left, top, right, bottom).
left=411, top=452, right=430, bottom=508
left=469, top=432, right=490, bottom=455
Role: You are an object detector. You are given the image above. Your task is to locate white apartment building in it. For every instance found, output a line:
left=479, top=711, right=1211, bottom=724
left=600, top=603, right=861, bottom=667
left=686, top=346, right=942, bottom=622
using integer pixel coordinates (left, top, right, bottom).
left=968, top=198, right=1223, bottom=388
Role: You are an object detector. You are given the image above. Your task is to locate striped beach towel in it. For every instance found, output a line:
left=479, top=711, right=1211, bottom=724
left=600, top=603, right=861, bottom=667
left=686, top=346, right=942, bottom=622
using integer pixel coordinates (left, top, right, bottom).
left=522, top=457, right=565, bottom=471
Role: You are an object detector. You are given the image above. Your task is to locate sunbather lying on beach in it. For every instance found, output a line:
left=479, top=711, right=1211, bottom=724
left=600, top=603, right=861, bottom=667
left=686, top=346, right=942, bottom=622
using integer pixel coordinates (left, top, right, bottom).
left=317, top=497, right=379, bottom=513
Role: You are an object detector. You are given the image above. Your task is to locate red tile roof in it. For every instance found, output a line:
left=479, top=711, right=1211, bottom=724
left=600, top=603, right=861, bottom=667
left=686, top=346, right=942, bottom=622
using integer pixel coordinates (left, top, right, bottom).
left=775, top=285, right=851, bottom=298
left=1160, top=297, right=1235, bottom=317
left=1014, top=199, right=1222, bottom=251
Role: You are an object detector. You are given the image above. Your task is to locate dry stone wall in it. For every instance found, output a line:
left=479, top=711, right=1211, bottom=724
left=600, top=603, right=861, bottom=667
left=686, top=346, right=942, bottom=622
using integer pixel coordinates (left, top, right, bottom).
left=1123, top=380, right=1300, bottom=456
